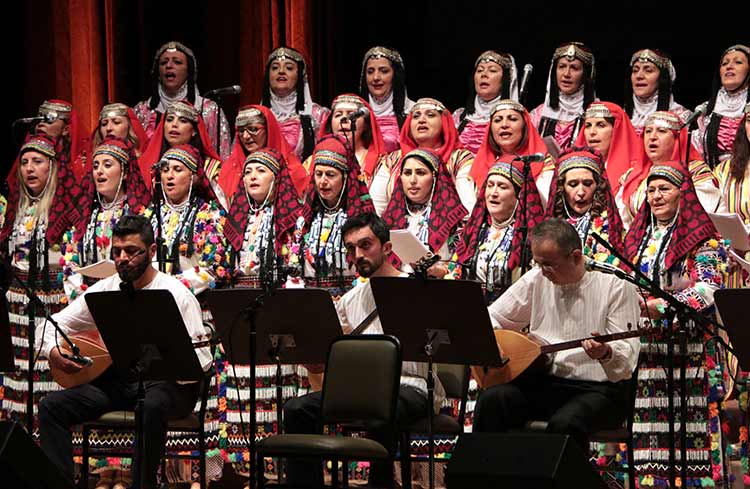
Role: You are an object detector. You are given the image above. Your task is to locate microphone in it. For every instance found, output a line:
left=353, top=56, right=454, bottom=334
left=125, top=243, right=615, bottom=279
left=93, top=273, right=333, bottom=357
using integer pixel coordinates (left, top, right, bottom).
left=584, top=258, right=629, bottom=279
left=62, top=352, right=94, bottom=367
left=203, top=85, right=241, bottom=98
left=14, top=116, right=46, bottom=125
left=514, top=153, right=546, bottom=163
left=519, top=64, right=533, bottom=98
left=345, top=107, right=370, bottom=122
left=680, top=106, right=705, bottom=129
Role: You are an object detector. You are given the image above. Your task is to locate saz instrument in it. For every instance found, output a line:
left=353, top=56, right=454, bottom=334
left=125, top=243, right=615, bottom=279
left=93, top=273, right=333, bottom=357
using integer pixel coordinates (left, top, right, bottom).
left=472, top=327, right=648, bottom=389
left=51, top=330, right=212, bottom=389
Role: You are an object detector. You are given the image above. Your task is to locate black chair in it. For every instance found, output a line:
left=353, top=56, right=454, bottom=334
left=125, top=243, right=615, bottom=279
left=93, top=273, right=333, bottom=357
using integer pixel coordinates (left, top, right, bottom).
left=257, top=334, right=402, bottom=488
left=399, top=364, right=470, bottom=489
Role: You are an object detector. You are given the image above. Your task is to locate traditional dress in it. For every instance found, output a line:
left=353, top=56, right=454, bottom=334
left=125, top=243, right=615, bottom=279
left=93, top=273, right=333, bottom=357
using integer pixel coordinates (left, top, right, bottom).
left=545, top=148, right=626, bottom=265
left=624, top=162, right=729, bottom=488
left=133, top=41, right=231, bottom=160
left=219, top=148, right=305, bottom=477
left=692, top=45, right=750, bottom=169
left=626, top=49, right=690, bottom=136
left=471, top=99, right=554, bottom=207
left=262, top=47, right=329, bottom=161
left=139, top=100, right=227, bottom=210
left=0, top=135, right=82, bottom=432
left=291, top=135, right=375, bottom=298
left=144, top=144, right=228, bottom=484
left=308, top=94, right=386, bottom=186
left=530, top=43, right=597, bottom=152
left=453, top=51, right=519, bottom=154
left=358, top=46, right=415, bottom=152
left=382, top=148, right=467, bottom=268
left=218, top=104, right=308, bottom=201
left=574, top=101, right=643, bottom=194
left=372, top=98, right=475, bottom=215
left=617, top=111, right=721, bottom=228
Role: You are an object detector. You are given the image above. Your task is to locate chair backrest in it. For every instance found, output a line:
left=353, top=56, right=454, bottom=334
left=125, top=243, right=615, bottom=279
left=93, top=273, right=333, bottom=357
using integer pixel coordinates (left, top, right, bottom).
left=436, top=363, right=468, bottom=399
left=321, top=335, right=401, bottom=428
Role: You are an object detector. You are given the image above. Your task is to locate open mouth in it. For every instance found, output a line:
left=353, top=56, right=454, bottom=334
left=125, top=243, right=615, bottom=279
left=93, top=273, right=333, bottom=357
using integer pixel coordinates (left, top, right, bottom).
left=499, top=131, right=513, bottom=138
left=96, top=177, right=108, bottom=184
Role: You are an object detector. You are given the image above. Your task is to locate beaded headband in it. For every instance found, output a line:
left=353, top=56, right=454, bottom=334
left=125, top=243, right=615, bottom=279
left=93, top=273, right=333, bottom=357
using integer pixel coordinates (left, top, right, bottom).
left=648, top=165, right=684, bottom=187
left=558, top=155, right=601, bottom=177
left=314, top=149, right=349, bottom=173
left=20, top=137, right=56, bottom=159
left=267, top=47, right=304, bottom=65
left=93, top=143, right=129, bottom=167
left=645, top=111, right=681, bottom=132
left=235, top=107, right=265, bottom=128
left=154, top=41, right=197, bottom=75
left=474, top=50, right=513, bottom=70
left=332, top=94, right=364, bottom=112
left=363, top=46, right=404, bottom=69
left=403, top=149, right=440, bottom=173
left=488, top=161, right=523, bottom=188
left=244, top=150, right=281, bottom=176
left=165, top=101, right=200, bottom=122
left=99, top=103, right=129, bottom=120
left=410, top=97, right=446, bottom=114
left=723, top=44, right=750, bottom=58
left=630, top=49, right=669, bottom=70
left=584, top=103, right=613, bottom=120
left=553, top=42, right=595, bottom=66
left=38, top=100, right=72, bottom=121
left=163, top=147, right=199, bottom=173
left=490, top=99, right=525, bottom=116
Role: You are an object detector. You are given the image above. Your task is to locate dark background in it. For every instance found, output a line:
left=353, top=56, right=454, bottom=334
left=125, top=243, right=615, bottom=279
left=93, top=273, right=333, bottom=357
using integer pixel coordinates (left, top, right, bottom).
left=5, top=1, right=746, bottom=173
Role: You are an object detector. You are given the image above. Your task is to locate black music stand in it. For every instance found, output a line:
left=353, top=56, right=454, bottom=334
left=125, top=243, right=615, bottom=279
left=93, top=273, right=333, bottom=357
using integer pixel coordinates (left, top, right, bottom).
left=716, top=289, right=750, bottom=372
left=206, top=287, right=342, bottom=488
left=85, top=289, right=204, bottom=489
left=370, top=276, right=504, bottom=489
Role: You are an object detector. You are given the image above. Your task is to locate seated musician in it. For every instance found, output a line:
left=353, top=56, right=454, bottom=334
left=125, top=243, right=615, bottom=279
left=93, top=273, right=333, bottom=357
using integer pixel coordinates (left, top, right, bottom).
left=473, top=218, right=640, bottom=449
left=284, top=212, right=445, bottom=487
left=36, top=215, right=213, bottom=489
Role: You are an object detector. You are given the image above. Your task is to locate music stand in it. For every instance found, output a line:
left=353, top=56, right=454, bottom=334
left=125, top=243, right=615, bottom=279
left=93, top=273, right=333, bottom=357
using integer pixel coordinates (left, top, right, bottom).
left=370, top=276, right=504, bottom=489
left=716, top=289, right=750, bottom=372
left=85, top=289, right=204, bottom=489
left=206, top=287, right=342, bottom=488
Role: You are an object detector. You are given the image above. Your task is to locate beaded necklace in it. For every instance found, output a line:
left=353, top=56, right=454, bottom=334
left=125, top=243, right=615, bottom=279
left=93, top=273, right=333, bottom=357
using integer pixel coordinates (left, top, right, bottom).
left=82, top=198, right=126, bottom=265
left=305, top=208, right=348, bottom=277
left=240, top=206, right=274, bottom=275
left=474, top=219, right=515, bottom=293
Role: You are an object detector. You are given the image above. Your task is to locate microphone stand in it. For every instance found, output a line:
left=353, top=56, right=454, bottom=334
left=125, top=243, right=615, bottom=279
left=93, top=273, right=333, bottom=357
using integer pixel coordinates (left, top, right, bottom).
left=590, top=232, right=734, bottom=487
left=6, top=266, right=90, bottom=433
left=513, top=155, right=532, bottom=273
left=152, top=171, right=167, bottom=273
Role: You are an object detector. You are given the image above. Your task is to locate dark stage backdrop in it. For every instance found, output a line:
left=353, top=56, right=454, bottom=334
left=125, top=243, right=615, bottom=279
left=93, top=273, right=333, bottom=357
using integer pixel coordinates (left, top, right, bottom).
left=5, top=0, right=745, bottom=177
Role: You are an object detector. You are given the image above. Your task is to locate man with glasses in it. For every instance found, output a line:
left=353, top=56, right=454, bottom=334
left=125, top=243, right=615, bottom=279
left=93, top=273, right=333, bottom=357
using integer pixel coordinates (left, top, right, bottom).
left=473, top=218, right=640, bottom=450
left=36, top=215, right=212, bottom=489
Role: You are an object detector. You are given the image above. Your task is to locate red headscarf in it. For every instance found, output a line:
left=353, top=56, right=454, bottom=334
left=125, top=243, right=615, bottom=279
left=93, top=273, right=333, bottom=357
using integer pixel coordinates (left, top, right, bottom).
left=399, top=97, right=461, bottom=164
left=456, top=155, right=544, bottom=268
left=219, top=104, right=307, bottom=199
left=157, top=143, right=216, bottom=203
left=74, top=137, right=152, bottom=242
left=80, top=103, right=149, bottom=177
left=620, top=110, right=703, bottom=213
left=317, top=94, right=386, bottom=181
left=300, top=135, right=375, bottom=224
left=382, top=148, right=468, bottom=253
left=544, top=147, right=625, bottom=254
left=574, top=101, right=643, bottom=194
left=623, top=160, right=718, bottom=270
left=139, top=100, right=221, bottom=190
left=471, top=100, right=549, bottom=189
left=224, top=148, right=305, bottom=254
left=0, top=134, right=82, bottom=244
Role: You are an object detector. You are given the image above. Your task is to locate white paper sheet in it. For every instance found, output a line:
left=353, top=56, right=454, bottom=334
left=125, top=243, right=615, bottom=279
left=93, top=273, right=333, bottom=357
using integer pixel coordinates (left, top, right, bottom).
left=74, top=260, right=116, bottom=279
left=729, top=249, right=750, bottom=274
left=708, top=212, right=750, bottom=252
left=389, top=229, right=431, bottom=264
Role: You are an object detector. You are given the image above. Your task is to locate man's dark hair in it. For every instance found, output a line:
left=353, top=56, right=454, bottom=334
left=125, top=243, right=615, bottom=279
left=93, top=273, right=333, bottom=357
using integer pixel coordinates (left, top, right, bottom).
left=113, top=215, right=155, bottom=246
left=341, top=212, right=390, bottom=245
left=530, top=218, right=582, bottom=255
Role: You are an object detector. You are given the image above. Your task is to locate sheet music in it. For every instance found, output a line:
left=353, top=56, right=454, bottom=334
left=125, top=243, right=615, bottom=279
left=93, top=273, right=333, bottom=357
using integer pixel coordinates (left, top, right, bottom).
left=708, top=212, right=750, bottom=252
left=729, top=249, right=750, bottom=274
left=390, top=229, right=431, bottom=264
left=74, top=260, right=116, bottom=279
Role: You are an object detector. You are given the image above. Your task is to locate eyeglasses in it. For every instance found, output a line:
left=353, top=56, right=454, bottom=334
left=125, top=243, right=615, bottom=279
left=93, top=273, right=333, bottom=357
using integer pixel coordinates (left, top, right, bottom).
left=111, top=247, right=147, bottom=261
left=240, top=126, right=264, bottom=136
left=534, top=250, right=574, bottom=271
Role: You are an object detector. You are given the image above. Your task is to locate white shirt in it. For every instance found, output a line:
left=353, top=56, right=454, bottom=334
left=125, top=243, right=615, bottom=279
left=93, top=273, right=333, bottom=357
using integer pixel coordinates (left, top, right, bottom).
left=488, top=268, right=640, bottom=383
left=335, top=277, right=446, bottom=414
left=37, top=272, right=213, bottom=373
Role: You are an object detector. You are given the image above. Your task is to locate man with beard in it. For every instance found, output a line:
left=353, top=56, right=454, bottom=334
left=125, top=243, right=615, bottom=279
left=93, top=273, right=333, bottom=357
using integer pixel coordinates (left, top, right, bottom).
left=36, top=215, right=212, bottom=489
left=283, top=212, right=444, bottom=488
